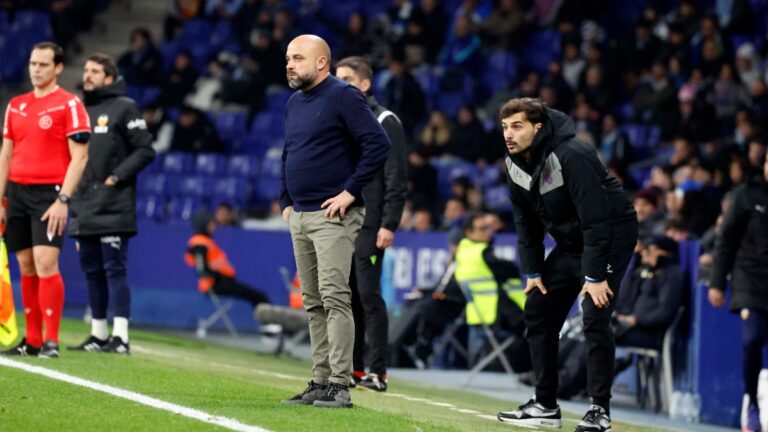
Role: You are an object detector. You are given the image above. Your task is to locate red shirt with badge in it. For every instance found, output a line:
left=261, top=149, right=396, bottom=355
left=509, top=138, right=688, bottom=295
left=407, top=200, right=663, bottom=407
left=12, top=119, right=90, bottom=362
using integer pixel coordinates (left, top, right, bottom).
left=2, top=86, right=90, bottom=185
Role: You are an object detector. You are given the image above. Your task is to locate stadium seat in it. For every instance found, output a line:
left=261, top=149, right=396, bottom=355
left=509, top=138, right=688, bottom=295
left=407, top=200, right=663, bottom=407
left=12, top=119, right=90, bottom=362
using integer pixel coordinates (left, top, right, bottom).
left=137, top=173, right=167, bottom=195
left=431, top=159, right=478, bottom=198
left=195, top=153, right=228, bottom=177
left=480, top=164, right=503, bottom=188
left=260, top=146, right=284, bottom=179
left=434, top=93, right=467, bottom=119
left=266, top=88, right=292, bottom=111
left=521, top=30, right=561, bottom=75
left=481, top=51, right=518, bottom=96
left=11, top=10, right=53, bottom=40
left=162, top=152, right=195, bottom=174
left=158, top=41, right=179, bottom=72
left=212, top=177, right=252, bottom=205
left=177, top=175, right=210, bottom=198
left=167, top=196, right=206, bottom=222
left=227, top=155, right=260, bottom=179
left=214, top=110, right=249, bottom=145
left=136, top=194, right=166, bottom=221
left=255, top=176, right=282, bottom=203
left=484, top=185, right=513, bottom=212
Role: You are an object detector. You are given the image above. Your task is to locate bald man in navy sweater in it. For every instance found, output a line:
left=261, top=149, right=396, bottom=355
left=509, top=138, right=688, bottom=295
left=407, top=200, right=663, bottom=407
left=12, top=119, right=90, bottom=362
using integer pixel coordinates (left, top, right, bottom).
left=279, top=35, right=391, bottom=409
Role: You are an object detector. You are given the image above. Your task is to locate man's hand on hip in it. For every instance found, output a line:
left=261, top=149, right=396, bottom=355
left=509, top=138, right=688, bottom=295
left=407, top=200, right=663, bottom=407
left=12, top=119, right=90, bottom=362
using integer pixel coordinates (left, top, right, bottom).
left=376, top=227, right=394, bottom=249
left=581, top=280, right=613, bottom=308
left=282, top=205, right=293, bottom=222
left=523, top=276, right=547, bottom=295
left=321, top=190, right=355, bottom=220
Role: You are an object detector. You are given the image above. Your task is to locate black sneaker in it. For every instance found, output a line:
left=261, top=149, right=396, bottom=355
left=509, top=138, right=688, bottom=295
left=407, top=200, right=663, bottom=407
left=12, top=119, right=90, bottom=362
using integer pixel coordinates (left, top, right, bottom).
left=575, top=405, right=612, bottom=432
left=0, top=338, right=41, bottom=356
left=101, top=336, right=130, bottom=355
left=359, top=373, right=388, bottom=392
left=38, top=340, right=60, bottom=359
left=67, top=335, right=109, bottom=352
left=497, top=397, right=562, bottom=428
left=313, top=382, right=352, bottom=408
left=282, top=381, right=327, bottom=405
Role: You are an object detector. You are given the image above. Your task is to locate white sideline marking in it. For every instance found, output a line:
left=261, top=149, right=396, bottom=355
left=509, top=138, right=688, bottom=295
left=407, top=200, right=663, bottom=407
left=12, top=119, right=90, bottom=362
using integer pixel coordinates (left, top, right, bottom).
left=0, top=357, right=271, bottom=432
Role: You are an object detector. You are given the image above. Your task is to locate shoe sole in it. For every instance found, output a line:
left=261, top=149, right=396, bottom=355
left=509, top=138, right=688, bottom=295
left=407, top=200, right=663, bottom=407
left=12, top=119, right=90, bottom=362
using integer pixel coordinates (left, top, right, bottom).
left=497, top=415, right=561, bottom=428
left=281, top=399, right=315, bottom=405
left=38, top=354, right=59, bottom=359
left=312, top=402, right=353, bottom=408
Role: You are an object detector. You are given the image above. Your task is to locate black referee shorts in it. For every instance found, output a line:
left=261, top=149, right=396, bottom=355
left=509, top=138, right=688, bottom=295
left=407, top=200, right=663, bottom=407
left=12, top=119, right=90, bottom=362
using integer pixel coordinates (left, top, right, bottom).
left=6, top=181, right=64, bottom=252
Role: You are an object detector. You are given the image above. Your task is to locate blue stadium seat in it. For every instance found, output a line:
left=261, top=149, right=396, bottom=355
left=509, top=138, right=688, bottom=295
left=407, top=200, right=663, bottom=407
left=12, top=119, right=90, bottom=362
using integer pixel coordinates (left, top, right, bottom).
left=252, top=112, right=284, bottom=136
left=260, top=145, right=284, bottom=179
left=137, top=173, right=167, bottom=195
left=177, top=175, right=210, bottom=198
left=143, top=153, right=165, bottom=174
left=237, top=133, right=271, bottom=156
left=162, top=152, right=195, bottom=174
left=480, top=164, right=503, bottom=188
left=434, top=93, right=467, bottom=119
left=158, top=41, right=179, bottom=72
left=484, top=185, right=513, bottom=212
left=255, top=176, right=282, bottom=203
left=167, top=196, right=205, bottom=222
left=178, top=19, right=213, bottom=47
left=11, top=10, right=53, bottom=40
left=266, top=88, right=292, bottom=111
left=412, top=66, right=436, bottom=97
left=227, top=155, right=260, bottom=179
left=482, top=51, right=518, bottom=96
left=522, top=30, right=561, bottom=75
left=136, top=194, right=166, bottom=221
left=214, top=110, right=248, bottom=145
left=431, top=159, right=478, bottom=198
left=209, top=20, right=235, bottom=51
left=195, top=153, right=228, bottom=176
left=212, top=177, right=251, bottom=205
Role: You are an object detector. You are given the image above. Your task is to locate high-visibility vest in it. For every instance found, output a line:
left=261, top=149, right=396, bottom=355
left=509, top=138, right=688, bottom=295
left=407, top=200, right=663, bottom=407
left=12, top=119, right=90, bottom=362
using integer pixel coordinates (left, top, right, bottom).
left=184, top=234, right=236, bottom=293
left=454, top=238, right=524, bottom=325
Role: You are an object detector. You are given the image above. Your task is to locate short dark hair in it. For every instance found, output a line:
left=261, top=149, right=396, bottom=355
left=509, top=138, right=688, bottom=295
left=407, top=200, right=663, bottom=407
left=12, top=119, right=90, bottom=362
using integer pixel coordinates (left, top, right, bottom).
left=499, top=97, right=547, bottom=124
left=462, top=211, right=486, bottom=234
left=33, top=41, right=64, bottom=65
left=336, top=56, right=373, bottom=82
left=87, top=53, right=118, bottom=79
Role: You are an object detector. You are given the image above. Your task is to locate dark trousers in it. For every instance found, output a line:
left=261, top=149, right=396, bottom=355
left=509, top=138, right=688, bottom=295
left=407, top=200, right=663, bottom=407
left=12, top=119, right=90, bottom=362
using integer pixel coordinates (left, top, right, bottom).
left=525, top=222, right=637, bottom=407
left=212, top=276, right=270, bottom=307
left=351, top=227, right=388, bottom=376
left=743, top=309, right=768, bottom=405
left=78, top=235, right=131, bottom=319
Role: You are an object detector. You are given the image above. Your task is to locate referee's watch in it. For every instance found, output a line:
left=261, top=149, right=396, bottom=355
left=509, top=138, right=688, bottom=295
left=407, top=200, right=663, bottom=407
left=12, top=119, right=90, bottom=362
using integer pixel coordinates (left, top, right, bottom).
left=57, top=193, right=70, bottom=204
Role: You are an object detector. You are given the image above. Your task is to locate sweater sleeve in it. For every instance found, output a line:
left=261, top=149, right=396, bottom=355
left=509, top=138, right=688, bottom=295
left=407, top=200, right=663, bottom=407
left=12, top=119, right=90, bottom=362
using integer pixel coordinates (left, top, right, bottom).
left=711, top=187, right=750, bottom=290
left=380, top=113, right=408, bottom=230
left=338, top=86, right=391, bottom=200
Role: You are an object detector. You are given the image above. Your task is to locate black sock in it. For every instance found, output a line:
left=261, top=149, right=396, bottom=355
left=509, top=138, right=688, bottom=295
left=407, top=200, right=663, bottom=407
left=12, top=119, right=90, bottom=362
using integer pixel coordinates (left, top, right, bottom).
left=592, top=398, right=610, bottom=416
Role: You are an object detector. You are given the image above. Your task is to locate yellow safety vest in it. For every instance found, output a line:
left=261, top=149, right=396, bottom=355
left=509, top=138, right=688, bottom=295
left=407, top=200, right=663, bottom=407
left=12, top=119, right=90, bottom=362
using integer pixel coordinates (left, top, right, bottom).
left=454, top=238, right=524, bottom=325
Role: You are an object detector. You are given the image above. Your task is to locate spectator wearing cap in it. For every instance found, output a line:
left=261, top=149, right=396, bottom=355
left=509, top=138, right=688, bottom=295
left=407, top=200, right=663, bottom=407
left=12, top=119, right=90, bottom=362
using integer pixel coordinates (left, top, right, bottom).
left=634, top=188, right=665, bottom=241
left=614, top=235, right=684, bottom=350
left=735, top=43, right=762, bottom=90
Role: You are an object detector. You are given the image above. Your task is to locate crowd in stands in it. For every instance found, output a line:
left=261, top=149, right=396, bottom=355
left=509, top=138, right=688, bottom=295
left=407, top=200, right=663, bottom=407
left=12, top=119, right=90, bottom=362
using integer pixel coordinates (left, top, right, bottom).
left=2, top=0, right=768, bottom=246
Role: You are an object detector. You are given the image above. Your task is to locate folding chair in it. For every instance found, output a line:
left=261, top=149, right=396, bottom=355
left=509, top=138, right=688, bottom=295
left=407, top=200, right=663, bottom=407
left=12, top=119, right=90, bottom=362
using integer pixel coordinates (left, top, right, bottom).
left=413, top=262, right=470, bottom=369
left=196, top=289, right=239, bottom=339
left=624, top=307, right=685, bottom=413
left=458, top=278, right=518, bottom=387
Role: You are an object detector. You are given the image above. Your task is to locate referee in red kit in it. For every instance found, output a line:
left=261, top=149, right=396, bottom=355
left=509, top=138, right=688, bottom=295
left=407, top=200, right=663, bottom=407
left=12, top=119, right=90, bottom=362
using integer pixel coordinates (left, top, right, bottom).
left=0, top=42, right=90, bottom=358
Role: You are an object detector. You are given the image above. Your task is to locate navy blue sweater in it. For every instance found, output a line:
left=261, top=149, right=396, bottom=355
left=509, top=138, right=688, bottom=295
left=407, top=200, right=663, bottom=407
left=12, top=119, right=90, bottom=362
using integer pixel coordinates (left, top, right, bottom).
left=280, top=75, right=391, bottom=212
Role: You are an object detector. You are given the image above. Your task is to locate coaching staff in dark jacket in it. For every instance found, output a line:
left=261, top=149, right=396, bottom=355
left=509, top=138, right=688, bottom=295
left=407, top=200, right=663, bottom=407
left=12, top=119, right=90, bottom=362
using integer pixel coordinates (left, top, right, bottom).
left=336, top=56, right=407, bottom=392
left=496, top=98, right=637, bottom=432
left=709, top=151, right=768, bottom=429
left=68, top=53, right=155, bottom=354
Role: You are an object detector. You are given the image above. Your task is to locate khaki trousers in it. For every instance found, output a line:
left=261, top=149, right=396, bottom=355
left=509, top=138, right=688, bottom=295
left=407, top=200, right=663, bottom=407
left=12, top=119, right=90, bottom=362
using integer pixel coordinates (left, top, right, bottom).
left=288, top=207, right=363, bottom=385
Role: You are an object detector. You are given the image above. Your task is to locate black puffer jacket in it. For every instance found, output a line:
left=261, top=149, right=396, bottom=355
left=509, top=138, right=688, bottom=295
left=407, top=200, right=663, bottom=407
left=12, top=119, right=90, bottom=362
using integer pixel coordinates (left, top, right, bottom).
left=711, top=175, right=768, bottom=312
left=69, top=78, right=155, bottom=237
left=506, top=108, right=636, bottom=280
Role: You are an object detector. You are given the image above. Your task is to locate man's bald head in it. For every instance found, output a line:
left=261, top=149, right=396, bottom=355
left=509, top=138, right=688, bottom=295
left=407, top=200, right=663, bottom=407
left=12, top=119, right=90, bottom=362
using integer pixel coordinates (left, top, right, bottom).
left=285, top=34, right=332, bottom=91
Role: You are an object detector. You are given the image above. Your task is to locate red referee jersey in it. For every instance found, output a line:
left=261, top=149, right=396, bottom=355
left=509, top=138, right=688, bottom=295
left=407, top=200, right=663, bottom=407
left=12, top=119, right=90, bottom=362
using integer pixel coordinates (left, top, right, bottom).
left=2, top=86, right=90, bottom=185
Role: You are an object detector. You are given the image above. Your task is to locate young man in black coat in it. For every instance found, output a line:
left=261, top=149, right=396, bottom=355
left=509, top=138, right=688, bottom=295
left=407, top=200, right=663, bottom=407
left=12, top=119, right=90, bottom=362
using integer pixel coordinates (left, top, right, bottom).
left=710, top=152, right=768, bottom=432
left=335, top=56, right=408, bottom=392
left=495, top=98, right=637, bottom=432
left=67, top=53, right=155, bottom=354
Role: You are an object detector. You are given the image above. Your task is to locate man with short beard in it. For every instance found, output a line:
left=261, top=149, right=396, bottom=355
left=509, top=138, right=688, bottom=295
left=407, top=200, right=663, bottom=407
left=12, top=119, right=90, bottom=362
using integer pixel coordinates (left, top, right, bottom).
left=280, top=35, right=390, bottom=408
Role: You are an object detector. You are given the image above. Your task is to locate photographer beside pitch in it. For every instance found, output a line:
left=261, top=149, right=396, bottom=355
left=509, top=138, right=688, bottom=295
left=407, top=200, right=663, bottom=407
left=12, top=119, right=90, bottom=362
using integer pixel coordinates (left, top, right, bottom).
left=496, top=98, right=637, bottom=432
